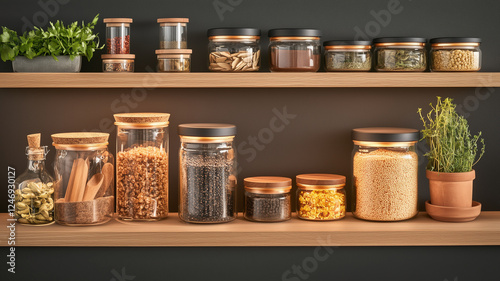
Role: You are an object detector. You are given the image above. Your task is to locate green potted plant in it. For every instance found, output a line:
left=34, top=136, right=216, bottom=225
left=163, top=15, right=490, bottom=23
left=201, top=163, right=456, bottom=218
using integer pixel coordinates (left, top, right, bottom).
left=0, top=14, right=102, bottom=72
left=418, top=97, right=485, bottom=222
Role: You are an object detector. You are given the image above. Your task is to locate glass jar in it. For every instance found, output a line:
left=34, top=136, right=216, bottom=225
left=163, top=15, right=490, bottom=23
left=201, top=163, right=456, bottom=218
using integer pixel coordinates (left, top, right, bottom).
left=156, top=49, right=191, bottom=72
left=244, top=176, right=292, bottom=222
left=268, top=28, right=322, bottom=72
left=373, top=37, right=427, bottom=71
left=52, top=132, right=114, bottom=226
left=14, top=134, right=55, bottom=225
left=114, top=113, right=170, bottom=221
left=208, top=28, right=261, bottom=72
left=323, top=40, right=372, bottom=71
left=430, top=37, right=481, bottom=72
left=296, top=174, right=346, bottom=221
left=179, top=123, right=237, bottom=223
left=158, top=18, right=188, bottom=49
left=102, top=54, right=135, bottom=72
left=352, top=127, right=419, bottom=222
left=103, top=18, right=132, bottom=54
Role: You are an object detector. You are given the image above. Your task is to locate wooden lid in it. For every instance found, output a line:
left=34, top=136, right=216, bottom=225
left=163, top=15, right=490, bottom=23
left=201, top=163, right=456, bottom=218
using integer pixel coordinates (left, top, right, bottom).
left=103, top=18, right=133, bottom=23
left=114, top=113, right=170, bottom=123
left=102, top=54, right=135, bottom=59
left=155, top=49, right=192, bottom=55
left=157, top=18, right=189, bottom=23
left=296, top=174, right=346, bottom=185
left=27, top=133, right=41, bottom=148
left=244, top=176, right=292, bottom=188
left=51, top=132, right=109, bottom=145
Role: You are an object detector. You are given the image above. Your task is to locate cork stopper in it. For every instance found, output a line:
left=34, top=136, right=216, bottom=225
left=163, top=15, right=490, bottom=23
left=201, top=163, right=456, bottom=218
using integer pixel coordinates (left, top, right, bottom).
left=114, top=113, right=170, bottom=124
left=26, top=133, right=44, bottom=160
left=27, top=133, right=41, bottom=148
left=51, top=132, right=109, bottom=145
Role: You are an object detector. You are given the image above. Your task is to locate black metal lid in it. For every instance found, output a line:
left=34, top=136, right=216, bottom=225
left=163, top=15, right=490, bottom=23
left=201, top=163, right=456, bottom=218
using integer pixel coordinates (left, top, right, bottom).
left=352, top=127, right=419, bottom=142
left=207, top=28, right=260, bottom=37
left=430, top=37, right=481, bottom=44
left=323, top=40, right=372, bottom=46
left=373, top=37, right=426, bottom=43
left=268, top=28, right=322, bottom=37
left=178, top=123, right=237, bottom=137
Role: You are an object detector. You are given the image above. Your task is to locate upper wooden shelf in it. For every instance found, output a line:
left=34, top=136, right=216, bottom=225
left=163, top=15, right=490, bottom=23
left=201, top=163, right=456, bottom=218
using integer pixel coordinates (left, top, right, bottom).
left=0, top=72, right=500, bottom=88
left=2, top=212, right=499, bottom=247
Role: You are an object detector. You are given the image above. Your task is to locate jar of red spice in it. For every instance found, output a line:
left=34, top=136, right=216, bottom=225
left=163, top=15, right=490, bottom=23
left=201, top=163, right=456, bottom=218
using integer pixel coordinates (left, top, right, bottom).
left=103, top=18, right=132, bottom=54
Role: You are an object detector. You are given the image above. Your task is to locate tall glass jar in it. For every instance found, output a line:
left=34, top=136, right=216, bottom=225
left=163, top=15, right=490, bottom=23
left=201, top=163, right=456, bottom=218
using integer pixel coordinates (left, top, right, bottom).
left=114, top=113, right=170, bottom=221
left=103, top=18, right=132, bottom=54
left=296, top=174, right=346, bottom=221
left=52, top=132, right=114, bottom=226
left=158, top=18, right=188, bottom=49
left=178, top=123, right=237, bottom=223
left=373, top=37, right=427, bottom=71
left=14, top=133, right=55, bottom=225
left=323, top=40, right=372, bottom=71
left=430, top=37, right=481, bottom=71
left=352, top=127, right=419, bottom=221
left=268, top=28, right=322, bottom=72
left=208, top=28, right=261, bottom=72
left=244, top=176, right=292, bottom=222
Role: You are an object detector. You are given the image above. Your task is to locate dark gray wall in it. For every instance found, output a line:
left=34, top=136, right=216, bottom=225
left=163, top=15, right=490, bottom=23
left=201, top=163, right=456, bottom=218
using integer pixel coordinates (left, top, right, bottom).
left=1, top=0, right=499, bottom=280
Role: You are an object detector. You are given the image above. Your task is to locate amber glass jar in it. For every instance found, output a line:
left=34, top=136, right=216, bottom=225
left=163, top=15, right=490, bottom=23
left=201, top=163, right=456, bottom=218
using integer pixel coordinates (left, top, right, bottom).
left=244, top=176, right=292, bottom=222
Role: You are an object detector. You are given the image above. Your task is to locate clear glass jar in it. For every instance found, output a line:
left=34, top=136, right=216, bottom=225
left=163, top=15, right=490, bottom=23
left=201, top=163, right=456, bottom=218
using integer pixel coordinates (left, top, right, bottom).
left=268, top=29, right=322, bottom=72
left=179, top=124, right=237, bottom=223
left=103, top=18, right=132, bottom=54
left=102, top=54, right=135, bottom=72
left=114, top=113, right=170, bottom=221
left=430, top=37, right=481, bottom=72
left=296, top=174, right=346, bottom=221
left=52, top=132, right=114, bottom=226
left=208, top=28, right=261, bottom=72
left=244, top=176, right=292, bottom=222
left=352, top=127, right=419, bottom=221
left=14, top=134, right=55, bottom=225
left=156, top=49, right=191, bottom=72
left=373, top=37, right=427, bottom=71
left=158, top=18, right=188, bottom=49
left=323, top=40, right=372, bottom=71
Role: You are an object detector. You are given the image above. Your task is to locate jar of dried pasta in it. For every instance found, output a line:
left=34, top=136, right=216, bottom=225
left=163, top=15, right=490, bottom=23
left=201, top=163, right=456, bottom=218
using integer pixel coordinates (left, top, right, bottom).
left=352, top=127, right=419, bottom=222
left=296, top=174, right=346, bottom=221
left=430, top=37, right=481, bottom=71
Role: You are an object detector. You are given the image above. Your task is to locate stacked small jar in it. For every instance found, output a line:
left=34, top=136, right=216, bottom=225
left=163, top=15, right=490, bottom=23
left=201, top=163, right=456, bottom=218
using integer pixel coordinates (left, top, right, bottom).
left=156, top=18, right=192, bottom=72
left=102, top=18, right=135, bottom=72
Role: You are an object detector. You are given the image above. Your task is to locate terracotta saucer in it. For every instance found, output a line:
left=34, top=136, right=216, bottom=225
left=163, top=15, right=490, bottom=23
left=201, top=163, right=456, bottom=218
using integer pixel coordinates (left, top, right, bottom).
left=425, top=200, right=481, bottom=222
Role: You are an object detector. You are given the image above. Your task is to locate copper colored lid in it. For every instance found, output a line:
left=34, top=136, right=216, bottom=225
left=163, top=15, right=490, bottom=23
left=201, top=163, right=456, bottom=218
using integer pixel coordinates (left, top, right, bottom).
left=157, top=18, right=189, bottom=23
left=244, top=176, right=292, bottom=188
left=155, top=49, right=192, bottom=54
left=114, top=113, right=170, bottom=123
left=102, top=54, right=136, bottom=59
left=51, top=132, right=109, bottom=145
left=103, top=18, right=133, bottom=23
left=296, top=174, right=346, bottom=185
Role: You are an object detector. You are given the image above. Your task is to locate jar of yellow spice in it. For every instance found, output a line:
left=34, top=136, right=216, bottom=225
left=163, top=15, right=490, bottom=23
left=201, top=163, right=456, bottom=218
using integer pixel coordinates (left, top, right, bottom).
left=296, top=174, right=346, bottom=221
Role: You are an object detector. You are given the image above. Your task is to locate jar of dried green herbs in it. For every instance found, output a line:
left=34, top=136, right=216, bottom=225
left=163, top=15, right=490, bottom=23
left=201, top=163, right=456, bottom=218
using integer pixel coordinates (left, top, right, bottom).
left=430, top=37, right=481, bottom=72
left=374, top=37, right=427, bottom=72
left=323, top=40, right=372, bottom=71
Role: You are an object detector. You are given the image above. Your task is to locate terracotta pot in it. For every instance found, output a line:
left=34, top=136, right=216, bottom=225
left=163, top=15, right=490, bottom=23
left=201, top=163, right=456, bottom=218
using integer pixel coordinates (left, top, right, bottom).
left=426, top=170, right=475, bottom=208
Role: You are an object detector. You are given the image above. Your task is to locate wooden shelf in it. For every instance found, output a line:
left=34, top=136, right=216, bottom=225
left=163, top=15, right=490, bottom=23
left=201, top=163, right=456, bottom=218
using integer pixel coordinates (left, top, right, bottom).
left=1, top=72, right=500, bottom=88
left=2, top=212, right=499, bottom=247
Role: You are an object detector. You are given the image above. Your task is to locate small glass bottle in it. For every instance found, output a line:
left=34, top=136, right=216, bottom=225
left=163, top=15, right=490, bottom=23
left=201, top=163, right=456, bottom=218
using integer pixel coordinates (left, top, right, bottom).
left=296, top=174, right=346, bottom=221
left=430, top=37, right=481, bottom=72
left=103, top=18, right=132, bottom=54
left=14, top=134, right=54, bottom=225
left=373, top=37, right=427, bottom=71
left=158, top=18, right=188, bottom=49
left=323, top=40, right=372, bottom=71
left=244, top=176, right=292, bottom=222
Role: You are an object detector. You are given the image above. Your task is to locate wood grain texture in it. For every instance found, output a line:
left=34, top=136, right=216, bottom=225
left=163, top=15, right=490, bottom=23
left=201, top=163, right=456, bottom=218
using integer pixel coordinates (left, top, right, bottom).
left=0, top=72, right=500, bottom=88
left=2, top=212, right=500, bottom=247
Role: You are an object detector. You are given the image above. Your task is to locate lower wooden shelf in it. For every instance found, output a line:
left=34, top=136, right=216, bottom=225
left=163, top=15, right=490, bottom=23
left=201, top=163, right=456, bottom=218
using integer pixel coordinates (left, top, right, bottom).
left=2, top=212, right=499, bottom=247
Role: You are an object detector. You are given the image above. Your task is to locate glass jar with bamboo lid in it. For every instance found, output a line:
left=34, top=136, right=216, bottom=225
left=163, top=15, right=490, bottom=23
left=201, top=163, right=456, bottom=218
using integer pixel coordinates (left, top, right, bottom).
left=103, top=18, right=132, bottom=54
left=244, top=176, right=292, bottom=222
left=158, top=18, right=189, bottom=49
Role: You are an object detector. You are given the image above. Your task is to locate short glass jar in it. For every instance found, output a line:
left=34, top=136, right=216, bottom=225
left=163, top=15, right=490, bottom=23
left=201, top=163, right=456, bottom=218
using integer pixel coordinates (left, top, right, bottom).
left=208, top=28, right=261, bottom=72
left=352, top=127, right=419, bottom=222
left=156, top=49, right=191, bottom=72
left=244, top=176, right=292, bottom=222
left=323, top=40, right=372, bottom=71
left=102, top=54, right=135, bottom=72
left=103, top=18, right=132, bottom=54
left=296, top=174, right=346, bottom=221
left=52, top=132, right=115, bottom=226
left=158, top=18, right=188, bottom=49
left=178, top=123, right=237, bottom=223
left=114, top=113, right=170, bottom=221
left=430, top=37, right=481, bottom=72
left=268, top=28, right=322, bottom=72
left=373, top=37, right=427, bottom=71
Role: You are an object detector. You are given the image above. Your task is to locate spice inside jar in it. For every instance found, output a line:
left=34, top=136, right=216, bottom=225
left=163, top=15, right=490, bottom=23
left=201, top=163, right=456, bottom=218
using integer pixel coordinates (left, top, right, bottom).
left=103, top=18, right=132, bottom=54
left=156, top=49, right=191, bottom=72
left=296, top=174, right=346, bottom=221
left=158, top=18, right=188, bottom=49
left=102, top=54, right=135, bottom=72
left=430, top=37, right=481, bottom=71
left=323, top=40, right=372, bottom=71
left=244, top=176, right=292, bottom=222
left=373, top=37, right=427, bottom=71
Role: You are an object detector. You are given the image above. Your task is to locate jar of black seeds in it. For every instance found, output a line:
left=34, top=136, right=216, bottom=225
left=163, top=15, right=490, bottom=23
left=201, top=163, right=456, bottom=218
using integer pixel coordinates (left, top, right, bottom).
left=244, top=176, right=292, bottom=223
left=178, top=123, right=237, bottom=224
